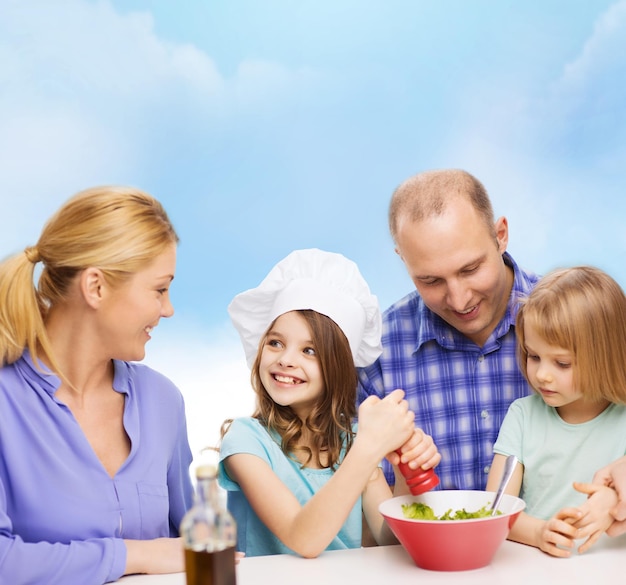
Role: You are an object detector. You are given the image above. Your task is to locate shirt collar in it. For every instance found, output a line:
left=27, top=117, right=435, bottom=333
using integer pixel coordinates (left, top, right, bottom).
left=19, top=349, right=61, bottom=396
left=18, top=350, right=130, bottom=396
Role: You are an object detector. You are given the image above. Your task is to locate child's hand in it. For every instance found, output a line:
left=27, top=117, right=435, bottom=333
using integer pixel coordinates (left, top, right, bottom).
left=534, top=507, right=582, bottom=558
left=571, top=481, right=618, bottom=553
left=356, top=389, right=415, bottom=459
left=387, top=428, right=440, bottom=472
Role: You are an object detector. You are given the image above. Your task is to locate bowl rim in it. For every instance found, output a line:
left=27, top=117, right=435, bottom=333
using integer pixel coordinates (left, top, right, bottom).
left=379, top=490, right=526, bottom=524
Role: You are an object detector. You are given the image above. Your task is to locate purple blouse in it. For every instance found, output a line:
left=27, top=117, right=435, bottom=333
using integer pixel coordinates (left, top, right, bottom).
left=0, top=352, right=194, bottom=584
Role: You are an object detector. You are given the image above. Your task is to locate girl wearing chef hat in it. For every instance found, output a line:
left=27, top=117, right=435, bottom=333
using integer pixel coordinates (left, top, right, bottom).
left=219, top=248, right=440, bottom=558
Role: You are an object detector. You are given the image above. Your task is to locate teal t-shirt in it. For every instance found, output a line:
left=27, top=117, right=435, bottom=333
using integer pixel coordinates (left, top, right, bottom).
left=493, top=394, right=626, bottom=520
left=218, top=417, right=362, bottom=556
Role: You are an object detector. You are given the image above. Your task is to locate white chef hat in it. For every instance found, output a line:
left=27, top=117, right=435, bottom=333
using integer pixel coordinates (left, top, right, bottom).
left=228, top=248, right=382, bottom=369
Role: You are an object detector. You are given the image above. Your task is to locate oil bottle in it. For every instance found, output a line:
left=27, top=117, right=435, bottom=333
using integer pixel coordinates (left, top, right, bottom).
left=180, top=464, right=237, bottom=585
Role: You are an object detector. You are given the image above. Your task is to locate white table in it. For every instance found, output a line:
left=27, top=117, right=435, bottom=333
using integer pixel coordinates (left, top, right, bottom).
left=118, top=534, right=626, bottom=585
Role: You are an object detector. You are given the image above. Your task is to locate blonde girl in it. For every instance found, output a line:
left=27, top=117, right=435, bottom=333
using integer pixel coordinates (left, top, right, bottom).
left=486, top=266, right=626, bottom=557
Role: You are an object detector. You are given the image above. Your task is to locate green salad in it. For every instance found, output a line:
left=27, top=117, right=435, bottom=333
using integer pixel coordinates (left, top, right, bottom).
left=401, top=502, right=501, bottom=520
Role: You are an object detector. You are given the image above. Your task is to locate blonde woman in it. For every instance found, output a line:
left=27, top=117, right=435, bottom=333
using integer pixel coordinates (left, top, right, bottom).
left=0, top=187, right=193, bottom=584
left=486, top=266, right=626, bottom=557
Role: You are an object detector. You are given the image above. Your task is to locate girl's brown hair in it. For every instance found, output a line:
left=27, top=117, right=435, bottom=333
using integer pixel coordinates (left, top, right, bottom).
left=0, top=186, right=178, bottom=372
left=516, top=266, right=626, bottom=404
left=250, top=309, right=358, bottom=470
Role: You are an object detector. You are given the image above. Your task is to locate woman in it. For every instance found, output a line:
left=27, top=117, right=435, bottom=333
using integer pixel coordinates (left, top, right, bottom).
left=0, top=186, right=193, bottom=584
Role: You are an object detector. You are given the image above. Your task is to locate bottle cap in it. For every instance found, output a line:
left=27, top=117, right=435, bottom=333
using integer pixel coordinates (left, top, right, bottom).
left=195, top=464, right=218, bottom=479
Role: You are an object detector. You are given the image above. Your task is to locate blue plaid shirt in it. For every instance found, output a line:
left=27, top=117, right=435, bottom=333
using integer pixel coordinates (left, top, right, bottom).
left=357, top=253, right=539, bottom=491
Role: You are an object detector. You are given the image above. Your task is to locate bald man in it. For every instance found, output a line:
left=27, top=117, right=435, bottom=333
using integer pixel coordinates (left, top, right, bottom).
left=358, top=169, right=539, bottom=491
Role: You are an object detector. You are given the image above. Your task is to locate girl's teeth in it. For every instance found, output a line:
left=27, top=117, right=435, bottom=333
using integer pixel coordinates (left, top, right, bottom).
left=275, top=375, right=297, bottom=384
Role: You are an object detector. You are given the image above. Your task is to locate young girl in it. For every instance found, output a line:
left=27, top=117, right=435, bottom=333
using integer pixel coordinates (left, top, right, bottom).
left=486, top=265, right=626, bottom=558
left=219, top=248, right=440, bottom=558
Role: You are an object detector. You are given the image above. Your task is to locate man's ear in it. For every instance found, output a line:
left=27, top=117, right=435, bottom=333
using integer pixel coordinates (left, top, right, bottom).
left=494, top=216, right=509, bottom=254
left=80, top=267, right=106, bottom=309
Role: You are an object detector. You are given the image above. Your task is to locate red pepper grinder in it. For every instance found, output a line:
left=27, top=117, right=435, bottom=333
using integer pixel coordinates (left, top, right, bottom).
left=396, top=449, right=440, bottom=494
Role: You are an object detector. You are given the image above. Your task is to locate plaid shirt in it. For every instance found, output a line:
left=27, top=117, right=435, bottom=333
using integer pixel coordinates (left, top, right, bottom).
left=357, top=253, right=539, bottom=490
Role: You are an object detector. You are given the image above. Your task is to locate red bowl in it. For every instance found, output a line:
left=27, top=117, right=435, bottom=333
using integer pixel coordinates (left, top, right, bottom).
left=379, top=490, right=525, bottom=571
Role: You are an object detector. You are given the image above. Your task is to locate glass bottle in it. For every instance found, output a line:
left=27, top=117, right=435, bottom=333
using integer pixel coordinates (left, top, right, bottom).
left=180, top=464, right=237, bottom=585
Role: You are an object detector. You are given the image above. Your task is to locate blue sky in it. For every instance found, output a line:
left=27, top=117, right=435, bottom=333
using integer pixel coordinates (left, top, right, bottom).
left=1, top=0, right=625, bottom=455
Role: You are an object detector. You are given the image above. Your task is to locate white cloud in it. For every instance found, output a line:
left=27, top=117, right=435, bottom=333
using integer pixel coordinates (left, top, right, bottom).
left=558, top=0, right=626, bottom=92
left=0, top=0, right=326, bottom=232
left=0, top=1, right=323, bottom=450
left=0, top=0, right=223, bottom=98
left=230, top=59, right=328, bottom=110
left=0, top=0, right=322, bottom=121
left=0, top=108, right=132, bottom=253
left=541, top=0, right=626, bottom=156
left=440, top=1, right=626, bottom=283
left=0, top=0, right=225, bottom=205
left=143, top=325, right=256, bottom=459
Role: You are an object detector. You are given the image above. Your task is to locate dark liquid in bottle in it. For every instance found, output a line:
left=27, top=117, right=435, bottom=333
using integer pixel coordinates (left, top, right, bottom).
left=184, top=546, right=236, bottom=585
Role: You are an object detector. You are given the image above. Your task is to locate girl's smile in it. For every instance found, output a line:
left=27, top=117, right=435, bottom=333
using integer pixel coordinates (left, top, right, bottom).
left=272, top=374, right=304, bottom=385
left=259, top=311, right=324, bottom=418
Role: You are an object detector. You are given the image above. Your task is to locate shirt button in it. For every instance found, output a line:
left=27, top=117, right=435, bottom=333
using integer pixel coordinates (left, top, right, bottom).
left=484, top=466, right=491, bottom=474
left=478, top=355, right=485, bottom=363
left=481, top=410, right=489, bottom=419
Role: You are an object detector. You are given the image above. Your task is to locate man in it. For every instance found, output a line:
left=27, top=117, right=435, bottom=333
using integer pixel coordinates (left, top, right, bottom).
left=358, top=169, right=539, bottom=490
left=574, top=454, right=626, bottom=537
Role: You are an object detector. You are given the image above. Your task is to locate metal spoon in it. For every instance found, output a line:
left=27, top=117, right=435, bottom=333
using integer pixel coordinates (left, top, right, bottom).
left=490, top=454, right=518, bottom=516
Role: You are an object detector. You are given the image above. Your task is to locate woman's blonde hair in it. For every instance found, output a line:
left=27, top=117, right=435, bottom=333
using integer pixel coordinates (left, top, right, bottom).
left=0, top=186, right=178, bottom=371
left=516, top=266, right=626, bottom=404
left=249, top=309, right=357, bottom=470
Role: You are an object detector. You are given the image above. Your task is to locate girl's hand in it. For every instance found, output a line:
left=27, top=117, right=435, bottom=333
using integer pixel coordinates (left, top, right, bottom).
left=572, top=482, right=619, bottom=552
left=387, top=427, right=440, bottom=472
left=534, top=507, right=582, bottom=558
left=356, top=389, right=415, bottom=459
